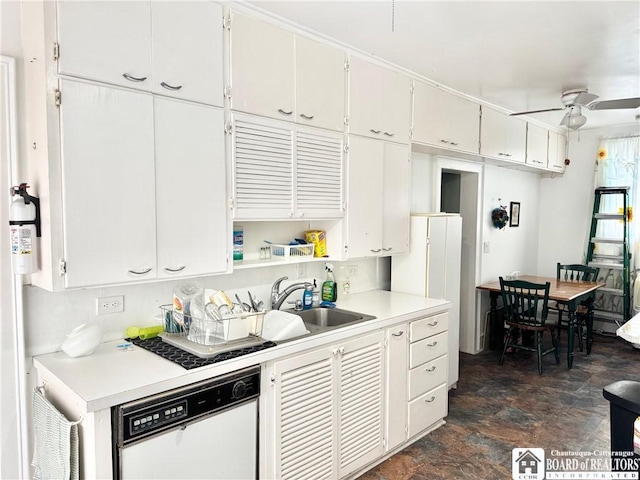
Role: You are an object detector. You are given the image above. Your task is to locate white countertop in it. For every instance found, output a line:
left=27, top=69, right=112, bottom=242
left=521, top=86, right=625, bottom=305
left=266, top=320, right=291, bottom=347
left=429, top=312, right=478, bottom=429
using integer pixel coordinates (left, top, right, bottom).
left=34, top=290, right=450, bottom=413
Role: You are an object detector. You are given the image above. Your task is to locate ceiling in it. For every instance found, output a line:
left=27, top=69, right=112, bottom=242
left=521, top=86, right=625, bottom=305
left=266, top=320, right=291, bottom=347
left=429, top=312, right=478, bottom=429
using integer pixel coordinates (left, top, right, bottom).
left=247, top=0, right=640, bottom=131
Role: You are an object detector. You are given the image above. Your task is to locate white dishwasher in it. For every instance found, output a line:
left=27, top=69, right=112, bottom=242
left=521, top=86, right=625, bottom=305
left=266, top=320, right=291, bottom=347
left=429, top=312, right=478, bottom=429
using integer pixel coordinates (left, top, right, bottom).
left=112, top=366, right=259, bottom=479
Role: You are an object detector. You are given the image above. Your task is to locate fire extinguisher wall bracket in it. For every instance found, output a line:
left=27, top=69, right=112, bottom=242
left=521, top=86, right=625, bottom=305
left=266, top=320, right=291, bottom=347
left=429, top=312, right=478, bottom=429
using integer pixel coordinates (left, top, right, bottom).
left=9, top=183, right=41, bottom=237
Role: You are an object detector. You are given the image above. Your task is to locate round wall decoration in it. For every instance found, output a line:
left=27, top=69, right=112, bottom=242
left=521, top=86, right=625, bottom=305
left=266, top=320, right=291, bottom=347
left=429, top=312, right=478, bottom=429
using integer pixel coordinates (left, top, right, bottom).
left=491, top=206, right=509, bottom=229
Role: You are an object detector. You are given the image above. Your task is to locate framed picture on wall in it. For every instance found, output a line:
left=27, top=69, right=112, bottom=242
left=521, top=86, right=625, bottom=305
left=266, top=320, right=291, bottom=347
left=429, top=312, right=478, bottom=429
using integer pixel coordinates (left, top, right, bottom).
left=510, top=202, right=520, bottom=227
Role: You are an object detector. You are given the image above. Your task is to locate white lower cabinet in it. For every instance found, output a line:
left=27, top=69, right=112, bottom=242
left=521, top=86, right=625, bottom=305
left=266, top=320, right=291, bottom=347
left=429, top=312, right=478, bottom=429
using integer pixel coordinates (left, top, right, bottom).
left=385, top=324, right=408, bottom=451
left=262, top=313, right=450, bottom=479
left=264, top=331, right=385, bottom=479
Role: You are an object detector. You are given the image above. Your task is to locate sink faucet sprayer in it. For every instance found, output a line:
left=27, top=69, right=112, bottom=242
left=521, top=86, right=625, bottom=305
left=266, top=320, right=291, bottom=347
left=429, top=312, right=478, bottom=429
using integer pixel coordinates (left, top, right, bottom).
left=271, top=276, right=313, bottom=310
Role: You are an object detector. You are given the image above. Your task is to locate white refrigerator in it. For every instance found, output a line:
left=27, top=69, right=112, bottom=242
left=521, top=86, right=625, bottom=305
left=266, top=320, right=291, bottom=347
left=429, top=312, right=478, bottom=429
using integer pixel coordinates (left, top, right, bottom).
left=391, top=214, right=462, bottom=388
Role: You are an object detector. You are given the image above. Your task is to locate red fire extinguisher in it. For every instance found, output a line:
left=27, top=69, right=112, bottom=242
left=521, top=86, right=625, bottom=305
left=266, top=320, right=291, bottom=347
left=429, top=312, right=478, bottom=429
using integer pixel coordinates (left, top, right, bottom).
left=9, top=183, right=41, bottom=275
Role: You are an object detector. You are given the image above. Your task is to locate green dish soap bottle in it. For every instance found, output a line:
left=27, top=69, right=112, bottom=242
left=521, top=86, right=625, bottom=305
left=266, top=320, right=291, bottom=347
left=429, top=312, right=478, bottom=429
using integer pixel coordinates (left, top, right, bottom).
left=322, top=263, right=337, bottom=302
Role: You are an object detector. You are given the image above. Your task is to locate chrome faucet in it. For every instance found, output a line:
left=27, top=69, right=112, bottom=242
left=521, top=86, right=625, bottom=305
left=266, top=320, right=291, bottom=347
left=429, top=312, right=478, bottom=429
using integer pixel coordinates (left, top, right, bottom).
left=271, top=276, right=312, bottom=310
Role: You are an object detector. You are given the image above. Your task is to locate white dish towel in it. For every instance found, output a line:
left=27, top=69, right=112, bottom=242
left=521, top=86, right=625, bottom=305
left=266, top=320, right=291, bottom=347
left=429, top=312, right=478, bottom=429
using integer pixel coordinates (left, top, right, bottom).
left=32, top=387, right=80, bottom=480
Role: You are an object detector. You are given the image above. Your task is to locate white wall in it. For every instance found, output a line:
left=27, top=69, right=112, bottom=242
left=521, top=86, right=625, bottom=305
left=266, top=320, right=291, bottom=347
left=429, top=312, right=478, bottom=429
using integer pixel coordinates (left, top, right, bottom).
left=537, top=125, right=640, bottom=276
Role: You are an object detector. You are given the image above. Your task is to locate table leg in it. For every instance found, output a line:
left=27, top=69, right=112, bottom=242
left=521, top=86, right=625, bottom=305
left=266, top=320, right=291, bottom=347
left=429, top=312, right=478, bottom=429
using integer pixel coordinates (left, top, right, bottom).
left=567, top=301, right=577, bottom=369
left=586, top=294, right=595, bottom=355
left=489, top=291, right=499, bottom=350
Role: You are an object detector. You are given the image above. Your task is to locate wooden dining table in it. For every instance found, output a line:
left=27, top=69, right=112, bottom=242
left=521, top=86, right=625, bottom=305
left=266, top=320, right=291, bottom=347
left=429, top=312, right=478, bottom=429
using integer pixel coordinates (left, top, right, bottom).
left=477, top=275, right=605, bottom=369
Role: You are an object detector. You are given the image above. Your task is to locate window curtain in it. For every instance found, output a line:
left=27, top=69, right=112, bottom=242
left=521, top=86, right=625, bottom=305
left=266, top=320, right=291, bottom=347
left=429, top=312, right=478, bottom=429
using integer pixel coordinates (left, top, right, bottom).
left=593, top=136, right=640, bottom=314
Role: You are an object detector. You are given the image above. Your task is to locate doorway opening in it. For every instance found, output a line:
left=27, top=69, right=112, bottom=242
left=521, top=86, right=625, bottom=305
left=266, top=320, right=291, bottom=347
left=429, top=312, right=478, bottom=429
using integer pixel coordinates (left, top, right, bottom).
left=437, top=161, right=482, bottom=354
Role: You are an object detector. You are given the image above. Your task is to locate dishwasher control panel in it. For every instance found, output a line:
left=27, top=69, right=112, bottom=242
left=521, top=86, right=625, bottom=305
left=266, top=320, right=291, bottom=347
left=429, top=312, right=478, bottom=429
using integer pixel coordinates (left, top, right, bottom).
left=113, top=366, right=260, bottom=446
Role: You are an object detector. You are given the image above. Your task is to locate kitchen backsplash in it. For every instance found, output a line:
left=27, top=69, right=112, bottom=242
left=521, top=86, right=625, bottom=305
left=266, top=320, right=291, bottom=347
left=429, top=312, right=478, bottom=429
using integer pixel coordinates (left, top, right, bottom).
left=24, top=258, right=382, bottom=357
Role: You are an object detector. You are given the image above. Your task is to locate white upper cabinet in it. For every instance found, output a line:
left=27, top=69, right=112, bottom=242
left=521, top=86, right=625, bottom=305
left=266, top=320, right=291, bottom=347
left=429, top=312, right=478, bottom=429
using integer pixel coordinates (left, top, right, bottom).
left=57, top=2, right=152, bottom=89
left=346, top=137, right=410, bottom=259
left=230, top=12, right=346, bottom=131
left=346, top=136, right=384, bottom=258
left=230, top=12, right=295, bottom=120
left=348, top=56, right=412, bottom=144
left=57, top=1, right=223, bottom=106
left=296, top=36, right=346, bottom=131
left=413, top=81, right=480, bottom=154
left=154, top=99, right=228, bottom=278
left=232, top=114, right=344, bottom=220
left=382, top=143, right=411, bottom=255
left=525, top=123, right=549, bottom=168
left=547, top=131, right=567, bottom=173
left=150, top=1, right=223, bottom=105
left=60, top=80, right=156, bottom=288
left=480, top=106, right=527, bottom=163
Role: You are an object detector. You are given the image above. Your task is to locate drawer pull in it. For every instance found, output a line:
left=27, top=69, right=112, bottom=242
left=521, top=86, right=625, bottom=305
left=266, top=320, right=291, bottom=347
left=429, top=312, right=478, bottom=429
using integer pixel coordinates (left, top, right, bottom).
left=425, top=396, right=436, bottom=403
left=164, top=265, right=186, bottom=273
left=277, top=108, right=293, bottom=115
left=128, top=267, right=152, bottom=275
left=428, top=321, right=438, bottom=327
left=426, top=365, right=436, bottom=372
left=370, top=129, right=381, bottom=134
left=160, top=81, right=183, bottom=91
left=383, top=132, right=395, bottom=137
left=427, top=341, right=438, bottom=347
left=392, top=331, right=404, bottom=337
left=122, top=73, right=147, bottom=83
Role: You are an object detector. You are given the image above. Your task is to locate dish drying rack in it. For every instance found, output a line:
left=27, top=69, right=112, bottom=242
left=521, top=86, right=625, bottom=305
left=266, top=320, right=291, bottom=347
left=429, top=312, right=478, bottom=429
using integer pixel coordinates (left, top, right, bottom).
left=159, top=305, right=266, bottom=358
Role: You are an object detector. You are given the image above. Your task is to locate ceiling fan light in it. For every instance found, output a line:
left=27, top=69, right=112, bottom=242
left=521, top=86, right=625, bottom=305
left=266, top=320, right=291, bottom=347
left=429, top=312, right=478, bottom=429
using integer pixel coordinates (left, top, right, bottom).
left=567, top=114, right=587, bottom=130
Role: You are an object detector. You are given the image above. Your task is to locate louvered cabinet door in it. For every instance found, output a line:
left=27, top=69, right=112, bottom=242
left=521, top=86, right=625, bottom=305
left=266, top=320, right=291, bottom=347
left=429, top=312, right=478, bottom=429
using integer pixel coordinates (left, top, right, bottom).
left=232, top=115, right=294, bottom=219
left=273, top=348, right=337, bottom=480
left=338, top=331, right=385, bottom=478
left=295, top=127, right=344, bottom=219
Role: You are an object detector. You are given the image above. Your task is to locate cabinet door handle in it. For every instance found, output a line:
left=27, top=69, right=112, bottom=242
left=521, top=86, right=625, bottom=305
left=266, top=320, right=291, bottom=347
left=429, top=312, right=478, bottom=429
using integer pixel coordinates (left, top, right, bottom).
left=122, top=73, right=148, bottom=83
left=382, top=247, right=392, bottom=252
left=440, top=139, right=449, bottom=144
left=164, top=265, right=186, bottom=273
left=370, top=129, right=381, bottom=134
left=332, top=348, right=339, bottom=356
left=160, top=81, right=183, bottom=91
left=339, top=346, right=345, bottom=354
left=425, top=396, right=436, bottom=403
left=426, top=365, right=436, bottom=372
left=449, top=141, right=459, bottom=146
left=299, top=113, right=314, bottom=120
left=427, top=341, right=438, bottom=347
left=383, top=132, right=395, bottom=137
left=392, top=331, right=404, bottom=337
left=428, top=320, right=438, bottom=327
left=278, top=109, right=293, bottom=115
left=370, top=248, right=382, bottom=253
left=128, top=267, right=152, bottom=275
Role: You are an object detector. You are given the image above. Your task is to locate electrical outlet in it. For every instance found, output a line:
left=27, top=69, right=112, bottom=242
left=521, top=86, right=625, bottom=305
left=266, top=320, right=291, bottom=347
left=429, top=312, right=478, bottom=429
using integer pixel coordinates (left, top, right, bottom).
left=96, top=295, right=124, bottom=315
left=347, top=265, right=358, bottom=277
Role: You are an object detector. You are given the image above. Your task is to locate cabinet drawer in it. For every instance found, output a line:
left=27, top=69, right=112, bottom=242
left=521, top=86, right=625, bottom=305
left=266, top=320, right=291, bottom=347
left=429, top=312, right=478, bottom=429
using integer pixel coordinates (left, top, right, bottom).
left=409, top=354, right=448, bottom=400
left=409, top=332, right=448, bottom=369
left=408, top=383, right=448, bottom=438
left=410, top=313, right=448, bottom=342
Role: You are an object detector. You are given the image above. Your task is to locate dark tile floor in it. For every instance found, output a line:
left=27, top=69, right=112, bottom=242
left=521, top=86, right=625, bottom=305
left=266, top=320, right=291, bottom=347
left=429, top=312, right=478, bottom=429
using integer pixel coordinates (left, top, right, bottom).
left=360, top=333, right=640, bottom=479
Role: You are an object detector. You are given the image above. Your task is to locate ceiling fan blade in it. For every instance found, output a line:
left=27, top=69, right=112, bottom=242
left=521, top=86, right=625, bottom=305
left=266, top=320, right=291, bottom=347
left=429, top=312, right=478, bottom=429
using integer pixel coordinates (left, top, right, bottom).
left=559, top=111, right=571, bottom=126
left=573, top=92, right=599, bottom=105
left=509, top=107, right=565, bottom=116
left=588, top=97, right=640, bottom=110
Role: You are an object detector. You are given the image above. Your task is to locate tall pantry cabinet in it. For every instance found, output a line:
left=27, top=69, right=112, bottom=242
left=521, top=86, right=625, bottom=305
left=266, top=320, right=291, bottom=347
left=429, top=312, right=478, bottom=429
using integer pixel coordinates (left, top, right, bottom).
left=391, top=214, right=462, bottom=388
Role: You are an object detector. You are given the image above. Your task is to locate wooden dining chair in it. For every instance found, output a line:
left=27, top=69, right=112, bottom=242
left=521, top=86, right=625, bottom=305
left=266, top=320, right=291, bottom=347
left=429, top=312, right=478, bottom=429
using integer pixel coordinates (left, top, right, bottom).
left=499, top=277, right=559, bottom=375
left=552, top=263, right=600, bottom=352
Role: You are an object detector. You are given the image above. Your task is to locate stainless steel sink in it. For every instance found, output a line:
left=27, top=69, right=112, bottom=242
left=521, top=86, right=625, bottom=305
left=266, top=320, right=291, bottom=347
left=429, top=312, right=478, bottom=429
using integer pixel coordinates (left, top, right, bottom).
left=286, top=307, right=376, bottom=330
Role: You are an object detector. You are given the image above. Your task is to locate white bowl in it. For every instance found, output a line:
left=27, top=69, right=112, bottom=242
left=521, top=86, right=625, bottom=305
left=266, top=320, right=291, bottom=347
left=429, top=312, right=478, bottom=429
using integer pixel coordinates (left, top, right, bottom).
left=61, top=323, right=103, bottom=358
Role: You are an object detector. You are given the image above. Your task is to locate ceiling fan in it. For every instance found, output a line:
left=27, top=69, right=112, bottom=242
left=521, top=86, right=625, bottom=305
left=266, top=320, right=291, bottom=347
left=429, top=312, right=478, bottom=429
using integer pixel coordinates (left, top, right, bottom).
left=509, top=88, right=640, bottom=130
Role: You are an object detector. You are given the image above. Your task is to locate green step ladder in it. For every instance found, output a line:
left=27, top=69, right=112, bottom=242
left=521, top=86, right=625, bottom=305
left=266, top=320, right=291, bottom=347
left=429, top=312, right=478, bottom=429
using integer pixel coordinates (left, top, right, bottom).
left=585, top=186, right=631, bottom=325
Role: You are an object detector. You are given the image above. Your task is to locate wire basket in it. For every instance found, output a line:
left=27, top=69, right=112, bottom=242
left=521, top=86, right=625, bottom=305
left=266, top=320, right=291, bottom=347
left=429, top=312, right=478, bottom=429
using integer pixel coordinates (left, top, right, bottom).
left=270, top=243, right=315, bottom=260
left=160, top=305, right=264, bottom=347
